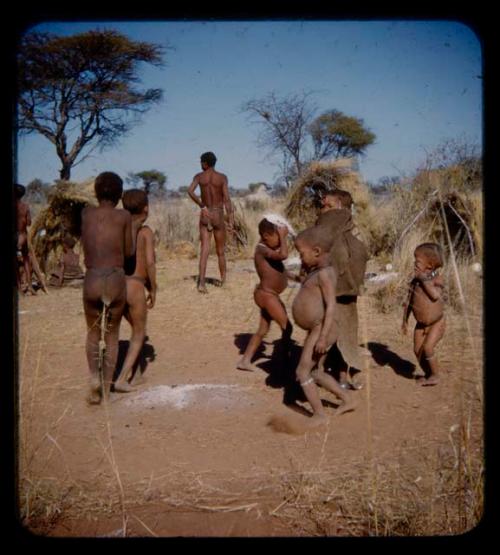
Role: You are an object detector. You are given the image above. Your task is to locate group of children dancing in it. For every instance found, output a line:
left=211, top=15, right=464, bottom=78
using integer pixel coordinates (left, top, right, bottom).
left=16, top=160, right=446, bottom=423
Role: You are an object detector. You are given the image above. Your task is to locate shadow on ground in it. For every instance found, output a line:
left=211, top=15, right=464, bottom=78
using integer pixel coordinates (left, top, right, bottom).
left=363, top=341, right=415, bottom=379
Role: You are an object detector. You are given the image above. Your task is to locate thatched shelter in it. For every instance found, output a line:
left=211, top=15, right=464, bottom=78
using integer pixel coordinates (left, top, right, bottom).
left=30, top=178, right=97, bottom=272
left=393, top=167, right=482, bottom=260
left=285, top=158, right=375, bottom=248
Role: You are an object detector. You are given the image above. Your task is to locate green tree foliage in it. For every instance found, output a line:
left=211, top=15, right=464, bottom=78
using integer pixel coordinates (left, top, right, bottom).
left=17, top=30, right=165, bottom=180
left=308, top=110, right=376, bottom=160
left=129, top=169, right=167, bottom=198
left=242, top=92, right=376, bottom=185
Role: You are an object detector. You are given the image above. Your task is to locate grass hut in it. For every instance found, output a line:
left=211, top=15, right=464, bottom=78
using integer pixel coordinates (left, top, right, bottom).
left=392, top=166, right=482, bottom=261
left=284, top=158, right=375, bottom=249
left=30, top=178, right=97, bottom=273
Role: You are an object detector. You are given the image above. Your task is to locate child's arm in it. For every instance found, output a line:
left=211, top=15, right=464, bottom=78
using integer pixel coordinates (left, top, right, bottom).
left=401, top=281, right=414, bottom=335
left=315, top=267, right=337, bottom=354
left=257, top=227, right=289, bottom=261
left=123, top=211, right=134, bottom=259
left=285, top=270, right=303, bottom=283
left=26, top=205, right=32, bottom=227
left=143, top=227, right=157, bottom=309
left=415, top=271, right=444, bottom=302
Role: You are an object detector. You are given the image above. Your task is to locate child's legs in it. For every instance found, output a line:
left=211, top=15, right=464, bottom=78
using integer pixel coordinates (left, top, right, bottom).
left=115, top=280, right=147, bottom=386
left=312, top=351, right=348, bottom=402
left=255, top=289, right=289, bottom=331
left=213, top=227, right=226, bottom=283
left=102, top=297, right=126, bottom=397
left=420, top=318, right=445, bottom=379
left=296, top=325, right=325, bottom=417
left=237, top=313, right=271, bottom=371
left=83, top=298, right=103, bottom=392
left=257, top=289, right=292, bottom=354
left=83, top=269, right=126, bottom=398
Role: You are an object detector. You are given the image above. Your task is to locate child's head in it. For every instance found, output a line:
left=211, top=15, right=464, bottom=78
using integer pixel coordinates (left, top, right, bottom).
left=258, top=218, right=280, bottom=248
left=94, top=172, right=123, bottom=205
left=62, top=234, right=76, bottom=251
left=414, top=243, right=443, bottom=271
left=200, top=151, right=217, bottom=169
left=122, top=189, right=149, bottom=220
left=323, top=189, right=353, bottom=210
left=15, top=184, right=26, bottom=199
left=294, top=226, right=333, bottom=268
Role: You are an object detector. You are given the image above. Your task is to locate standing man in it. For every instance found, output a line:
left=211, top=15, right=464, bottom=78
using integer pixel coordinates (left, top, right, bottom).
left=187, top=152, right=234, bottom=293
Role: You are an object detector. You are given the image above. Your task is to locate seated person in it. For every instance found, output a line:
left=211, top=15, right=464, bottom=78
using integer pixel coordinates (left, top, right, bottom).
left=48, top=235, right=84, bottom=287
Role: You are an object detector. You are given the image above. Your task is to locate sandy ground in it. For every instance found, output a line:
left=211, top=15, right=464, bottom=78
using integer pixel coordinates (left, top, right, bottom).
left=17, top=250, right=483, bottom=537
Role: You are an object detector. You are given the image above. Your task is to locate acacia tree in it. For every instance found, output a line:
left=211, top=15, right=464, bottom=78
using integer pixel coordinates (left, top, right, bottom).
left=241, top=91, right=316, bottom=180
left=242, top=92, right=376, bottom=186
left=308, top=109, right=376, bottom=160
left=17, top=30, right=165, bottom=180
left=127, top=169, right=167, bottom=198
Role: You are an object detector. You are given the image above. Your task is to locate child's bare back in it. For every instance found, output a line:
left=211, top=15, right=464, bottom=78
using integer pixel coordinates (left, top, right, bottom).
left=81, top=172, right=132, bottom=405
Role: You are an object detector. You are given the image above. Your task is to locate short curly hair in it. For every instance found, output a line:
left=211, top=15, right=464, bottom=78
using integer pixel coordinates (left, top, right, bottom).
left=414, top=243, right=443, bottom=270
left=15, top=184, right=26, bottom=198
left=295, top=226, right=333, bottom=253
left=94, top=172, right=123, bottom=204
left=122, top=188, right=149, bottom=215
left=258, top=218, right=277, bottom=237
left=200, top=152, right=217, bottom=167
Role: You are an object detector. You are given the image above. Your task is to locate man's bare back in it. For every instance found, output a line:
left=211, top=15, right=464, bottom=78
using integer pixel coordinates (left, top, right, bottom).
left=187, top=152, right=234, bottom=292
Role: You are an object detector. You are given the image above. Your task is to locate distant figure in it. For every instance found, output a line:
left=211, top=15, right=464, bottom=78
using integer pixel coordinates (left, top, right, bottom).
left=402, top=243, right=445, bottom=386
left=288, top=226, right=356, bottom=426
left=187, top=151, right=234, bottom=293
left=315, top=189, right=369, bottom=389
left=114, top=188, right=157, bottom=391
left=48, top=235, right=84, bottom=287
left=237, top=218, right=293, bottom=373
left=81, top=172, right=133, bottom=405
left=15, top=184, right=36, bottom=295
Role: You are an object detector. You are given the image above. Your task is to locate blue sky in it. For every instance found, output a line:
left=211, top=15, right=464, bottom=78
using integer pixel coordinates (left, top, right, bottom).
left=16, top=20, right=482, bottom=190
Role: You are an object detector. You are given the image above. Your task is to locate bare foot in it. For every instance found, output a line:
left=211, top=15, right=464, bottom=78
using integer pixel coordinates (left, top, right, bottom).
left=214, top=278, right=225, bottom=287
left=334, top=397, right=357, bottom=416
left=129, top=374, right=146, bottom=386
left=27, top=287, right=38, bottom=296
left=236, top=359, right=260, bottom=372
left=308, top=413, right=328, bottom=427
left=197, top=284, right=208, bottom=294
left=419, top=375, right=439, bottom=386
left=86, top=384, right=102, bottom=405
left=113, top=381, right=135, bottom=393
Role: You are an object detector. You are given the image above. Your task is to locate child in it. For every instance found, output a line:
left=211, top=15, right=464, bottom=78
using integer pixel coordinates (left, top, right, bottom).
left=316, top=189, right=368, bottom=390
left=114, top=189, right=157, bottom=391
left=81, top=172, right=133, bottom=404
left=15, top=184, right=36, bottom=295
left=48, top=235, right=84, bottom=287
left=291, top=226, right=356, bottom=423
left=236, top=218, right=293, bottom=373
left=402, top=243, right=445, bottom=386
